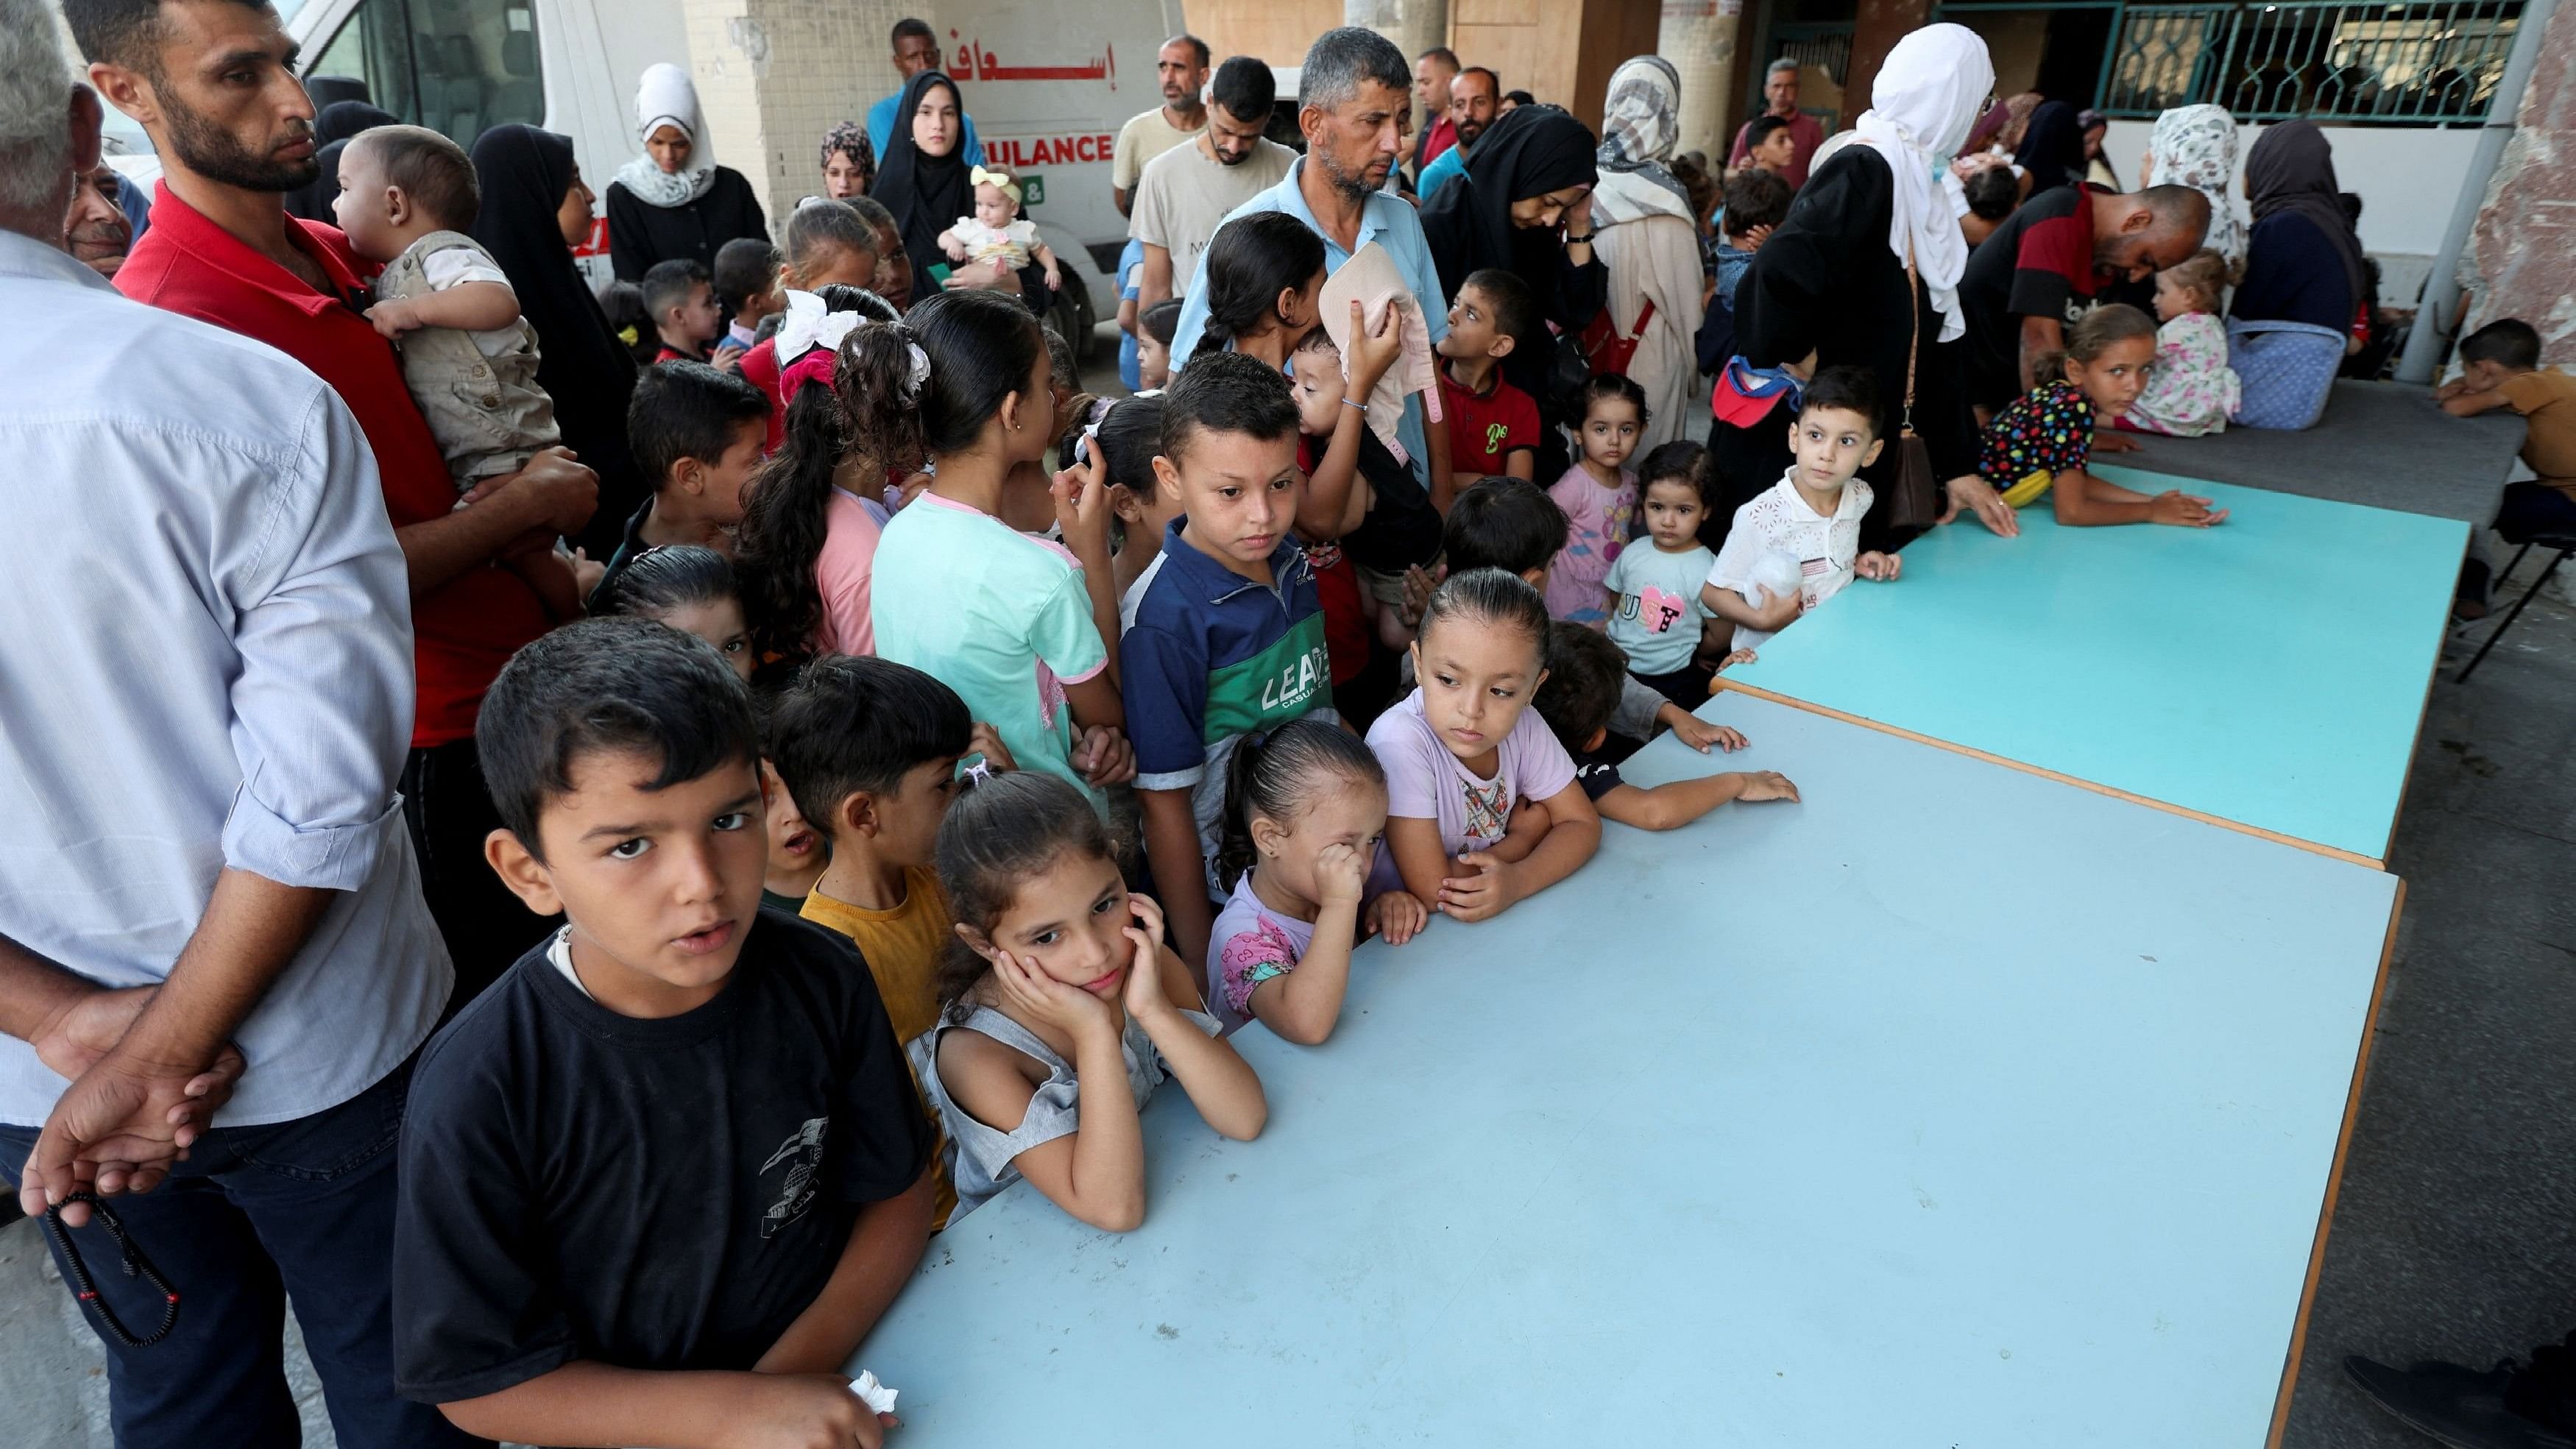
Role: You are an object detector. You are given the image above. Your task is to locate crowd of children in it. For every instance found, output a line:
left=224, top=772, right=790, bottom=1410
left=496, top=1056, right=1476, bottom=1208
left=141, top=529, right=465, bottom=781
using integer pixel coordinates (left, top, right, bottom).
left=84, top=42, right=2573, bottom=1445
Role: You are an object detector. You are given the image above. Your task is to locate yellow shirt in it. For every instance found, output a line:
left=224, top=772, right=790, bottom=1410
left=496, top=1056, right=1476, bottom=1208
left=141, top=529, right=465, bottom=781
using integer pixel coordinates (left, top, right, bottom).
left=803, top=868, right=957, bottom=1225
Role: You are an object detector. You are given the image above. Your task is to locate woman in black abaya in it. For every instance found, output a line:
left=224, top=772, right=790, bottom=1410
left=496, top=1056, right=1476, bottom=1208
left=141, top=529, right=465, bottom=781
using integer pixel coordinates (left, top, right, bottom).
left=468, top=124, right=647, bottom=558
left=1419, top=103, right=1607, bottom=477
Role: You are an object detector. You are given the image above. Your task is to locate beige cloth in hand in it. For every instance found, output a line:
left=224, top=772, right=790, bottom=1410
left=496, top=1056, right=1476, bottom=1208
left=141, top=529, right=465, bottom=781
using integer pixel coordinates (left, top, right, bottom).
left=1318, top=241, right=1442, bottom=467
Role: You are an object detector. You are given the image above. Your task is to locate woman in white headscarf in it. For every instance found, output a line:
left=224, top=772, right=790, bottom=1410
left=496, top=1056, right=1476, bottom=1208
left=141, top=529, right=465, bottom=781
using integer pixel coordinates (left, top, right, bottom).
left=605, top=62, right=768, bottom=282
left=1588, top=56, right=1706, bottom=455
left=1710, top=23, right=2020, bottom=546
left=2140, top=103, right=2246, bottom=273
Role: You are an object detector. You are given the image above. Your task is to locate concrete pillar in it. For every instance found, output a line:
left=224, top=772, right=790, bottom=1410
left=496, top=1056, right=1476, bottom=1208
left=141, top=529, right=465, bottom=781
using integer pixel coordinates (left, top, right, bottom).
left=2460, top=0, right=2576, bottom=367
left=681, top=0, right=907, bottom=231
left=1660, top=0, right=1744, bottom=166
left=1842, top=0, right=1932, bottom=127
left=1347, top=0, right=1450, bottom=141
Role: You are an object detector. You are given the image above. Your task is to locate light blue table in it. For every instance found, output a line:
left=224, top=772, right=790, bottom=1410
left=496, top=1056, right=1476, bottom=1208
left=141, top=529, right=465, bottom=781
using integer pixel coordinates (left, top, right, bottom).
left=1719, top=473, right=2468, bottom=865
left=852, top=695, right=2399, bottom=1447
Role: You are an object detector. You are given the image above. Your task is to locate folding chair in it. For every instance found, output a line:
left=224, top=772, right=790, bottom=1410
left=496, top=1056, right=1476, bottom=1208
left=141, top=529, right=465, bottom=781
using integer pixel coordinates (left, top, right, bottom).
left=2457, top=532, right=2576, bottom=682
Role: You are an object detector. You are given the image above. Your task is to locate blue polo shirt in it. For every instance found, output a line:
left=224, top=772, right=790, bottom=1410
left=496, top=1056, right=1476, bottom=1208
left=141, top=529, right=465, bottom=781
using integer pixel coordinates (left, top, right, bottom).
left=1121, top=521, right=1337, bottom=890
left=865, top=93, right=986, bottom=169
left=1418, top=143, right=1467, bottom=200
left=1170, top=157, right=1451, bottom=492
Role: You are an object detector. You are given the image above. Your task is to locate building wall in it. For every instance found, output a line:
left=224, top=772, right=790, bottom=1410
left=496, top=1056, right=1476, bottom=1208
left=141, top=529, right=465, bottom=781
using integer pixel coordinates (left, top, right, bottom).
left=2466, top=0, right=2576, bottom=362
left=1190, top=0, right=1345, bottom=68
left=682, top=0, right=908, bottom=227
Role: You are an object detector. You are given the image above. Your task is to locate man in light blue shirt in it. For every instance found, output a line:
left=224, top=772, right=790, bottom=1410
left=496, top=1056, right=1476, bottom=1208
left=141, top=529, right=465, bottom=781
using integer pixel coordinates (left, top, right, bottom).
left=1415, top=65, right=1497, bottom=201
left=0, top=13, right=459, bottom=1442
left=864, top=17, right=985, bottom=168
left=1172, top=27, right=1452, bottom=496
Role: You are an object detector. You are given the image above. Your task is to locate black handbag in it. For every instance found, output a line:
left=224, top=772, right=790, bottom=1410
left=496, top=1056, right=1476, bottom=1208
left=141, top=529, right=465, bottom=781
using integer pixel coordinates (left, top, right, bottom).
left=1883, top=243, right=1945, bottom=534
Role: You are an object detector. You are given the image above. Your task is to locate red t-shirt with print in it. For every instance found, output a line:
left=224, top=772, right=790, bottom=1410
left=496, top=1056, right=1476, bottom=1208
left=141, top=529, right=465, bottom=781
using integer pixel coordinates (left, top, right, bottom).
left=1437, top=364, right=1542, bottom=480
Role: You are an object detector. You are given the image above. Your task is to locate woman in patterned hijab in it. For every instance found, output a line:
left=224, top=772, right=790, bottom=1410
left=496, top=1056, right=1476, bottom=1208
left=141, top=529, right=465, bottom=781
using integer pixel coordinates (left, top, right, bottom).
left=1593, top=56, right=1688, bottom=217
left=2144, top=104, right=2246, bottom=271
left=819, top=121, right=874, bottom=200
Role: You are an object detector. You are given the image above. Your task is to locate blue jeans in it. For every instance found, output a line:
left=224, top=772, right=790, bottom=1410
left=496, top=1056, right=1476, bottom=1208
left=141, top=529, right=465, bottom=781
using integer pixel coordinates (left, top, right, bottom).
left=0, top=1059, right=482, bottom=1449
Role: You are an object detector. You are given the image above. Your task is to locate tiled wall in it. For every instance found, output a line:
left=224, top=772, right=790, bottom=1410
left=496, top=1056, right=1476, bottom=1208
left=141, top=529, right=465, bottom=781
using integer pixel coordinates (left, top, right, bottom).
left=682, top=0, right=908, bottom=229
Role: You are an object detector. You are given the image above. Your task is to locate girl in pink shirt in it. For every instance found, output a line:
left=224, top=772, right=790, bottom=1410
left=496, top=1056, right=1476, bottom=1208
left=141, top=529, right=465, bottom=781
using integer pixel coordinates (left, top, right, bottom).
left=735, top=342, right=885, bottom=664
left=1544, top=374, right=1647, bottom=627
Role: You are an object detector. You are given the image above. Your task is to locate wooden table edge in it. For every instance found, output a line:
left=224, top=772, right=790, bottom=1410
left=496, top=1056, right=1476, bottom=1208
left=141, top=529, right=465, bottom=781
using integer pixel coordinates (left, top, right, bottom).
left=2265, top=876, right=2405, bottom=1448
left=1709, top=679, right=2388, bottom=871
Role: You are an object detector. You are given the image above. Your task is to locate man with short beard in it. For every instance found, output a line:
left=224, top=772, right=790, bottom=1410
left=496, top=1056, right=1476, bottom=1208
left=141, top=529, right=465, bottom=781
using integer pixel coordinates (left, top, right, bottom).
left=1416, top=65, right=1497, bottom=200
left=71, top=0, right=599, bottom=1005
left=1132, top=54, right=1295, bottom=309
left=1170, top=26, right=1455, bottom=626
left=1956, top=181, right=2212, bottom=410
left=1114, top=32, right=1211, bottom=217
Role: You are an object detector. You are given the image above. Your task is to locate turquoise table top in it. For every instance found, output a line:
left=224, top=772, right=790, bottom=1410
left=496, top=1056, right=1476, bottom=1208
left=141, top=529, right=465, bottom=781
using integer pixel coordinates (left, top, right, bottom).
left=851, top=695, right=2399, bottom=1447
left=1719, top=473, right=2467, bottom=863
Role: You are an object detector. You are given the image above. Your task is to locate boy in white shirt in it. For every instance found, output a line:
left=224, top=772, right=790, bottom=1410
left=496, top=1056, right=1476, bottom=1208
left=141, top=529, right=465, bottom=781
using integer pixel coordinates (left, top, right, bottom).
left=1703, top=366, right=1903, bottom=652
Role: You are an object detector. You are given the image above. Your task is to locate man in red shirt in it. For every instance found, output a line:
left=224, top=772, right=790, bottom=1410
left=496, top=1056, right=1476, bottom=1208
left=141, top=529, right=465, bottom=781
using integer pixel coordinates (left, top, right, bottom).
left=81, top=0, right=597, bottom=1003
left=1727, top=60, right=1827, bottom=190
left=1412, top=46, right=1460, bottom=177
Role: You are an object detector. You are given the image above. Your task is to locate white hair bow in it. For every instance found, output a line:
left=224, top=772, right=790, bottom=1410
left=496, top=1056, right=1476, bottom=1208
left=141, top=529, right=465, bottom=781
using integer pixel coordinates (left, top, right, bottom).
left=901, top=341, right=932, bottom=401
left=774, top=289, right=862, bottom=365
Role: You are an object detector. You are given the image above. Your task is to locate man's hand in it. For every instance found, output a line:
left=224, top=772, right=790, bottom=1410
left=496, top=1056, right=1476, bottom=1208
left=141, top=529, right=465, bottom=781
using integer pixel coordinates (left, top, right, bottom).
left=1939, top=474, right=2021, bottom=537
left=19, top=1041, right=245, bottom=1225
left=461, top=447, right=598, bottom=538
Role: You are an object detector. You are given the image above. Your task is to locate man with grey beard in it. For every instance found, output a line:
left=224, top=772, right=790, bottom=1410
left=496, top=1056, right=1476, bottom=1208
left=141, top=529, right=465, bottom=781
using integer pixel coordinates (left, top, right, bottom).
left=1168, top=26, right=1455, bottom=619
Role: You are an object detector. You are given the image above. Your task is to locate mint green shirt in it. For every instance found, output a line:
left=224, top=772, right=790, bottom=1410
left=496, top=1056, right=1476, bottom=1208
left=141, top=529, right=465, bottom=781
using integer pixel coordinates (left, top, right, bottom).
left=871, top=492, right=1110, bottom=809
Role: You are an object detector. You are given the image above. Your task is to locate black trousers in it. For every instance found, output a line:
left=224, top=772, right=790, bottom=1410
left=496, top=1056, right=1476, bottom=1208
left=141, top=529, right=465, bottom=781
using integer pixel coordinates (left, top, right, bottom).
left=400, top=737, right=556, bottom=1010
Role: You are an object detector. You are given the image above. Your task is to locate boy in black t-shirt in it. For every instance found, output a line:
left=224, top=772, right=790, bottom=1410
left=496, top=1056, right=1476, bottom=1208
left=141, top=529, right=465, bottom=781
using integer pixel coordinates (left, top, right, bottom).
left=392, top=617, right=933, bottom=1449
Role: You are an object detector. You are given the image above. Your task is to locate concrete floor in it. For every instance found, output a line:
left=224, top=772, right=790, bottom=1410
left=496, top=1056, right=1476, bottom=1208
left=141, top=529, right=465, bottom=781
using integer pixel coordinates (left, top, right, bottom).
left=3, top=481, right=2569, bottom=1448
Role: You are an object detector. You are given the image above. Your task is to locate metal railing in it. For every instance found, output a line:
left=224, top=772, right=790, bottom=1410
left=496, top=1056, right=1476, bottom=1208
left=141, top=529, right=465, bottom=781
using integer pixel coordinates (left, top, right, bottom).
left=1937, top=0, right=2524, bottom=123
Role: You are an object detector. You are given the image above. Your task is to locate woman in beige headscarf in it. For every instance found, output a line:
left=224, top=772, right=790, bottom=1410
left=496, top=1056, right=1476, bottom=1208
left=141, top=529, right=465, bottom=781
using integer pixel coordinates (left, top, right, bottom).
left=1588, top=57, right=1706, bottom=454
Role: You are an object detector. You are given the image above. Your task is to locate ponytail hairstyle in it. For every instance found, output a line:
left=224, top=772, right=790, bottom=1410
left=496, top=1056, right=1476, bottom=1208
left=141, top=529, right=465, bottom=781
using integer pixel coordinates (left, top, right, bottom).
left=732, top=363, right=855, bottom=666
left=2037, top=302, right=2159, bottom=385
left=1093, top=392, right=1167, bottom=495
left=839, top=287, right=1047, bottom=480
left=1188, top=211, right=1326, bottom=366
left=598, top=544, right=739, bottom=621
left=1418, top=566, right=1551, bottom=670
left=933, top=770, right=1123, bottom=1023
left=1214, top=718, right=1387, bottom=891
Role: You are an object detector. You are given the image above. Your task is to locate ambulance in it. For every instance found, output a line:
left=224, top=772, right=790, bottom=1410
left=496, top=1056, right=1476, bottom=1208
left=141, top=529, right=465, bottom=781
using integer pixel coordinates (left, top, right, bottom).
left=99, top=0, right=1190, bottom=350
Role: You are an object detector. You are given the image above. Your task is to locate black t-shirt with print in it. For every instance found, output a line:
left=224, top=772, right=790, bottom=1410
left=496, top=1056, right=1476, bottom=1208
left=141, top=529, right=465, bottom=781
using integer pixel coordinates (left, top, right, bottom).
left=1573, top=750, right=1625, bottom=802
left=392, top=907, right=931, bottom=1403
